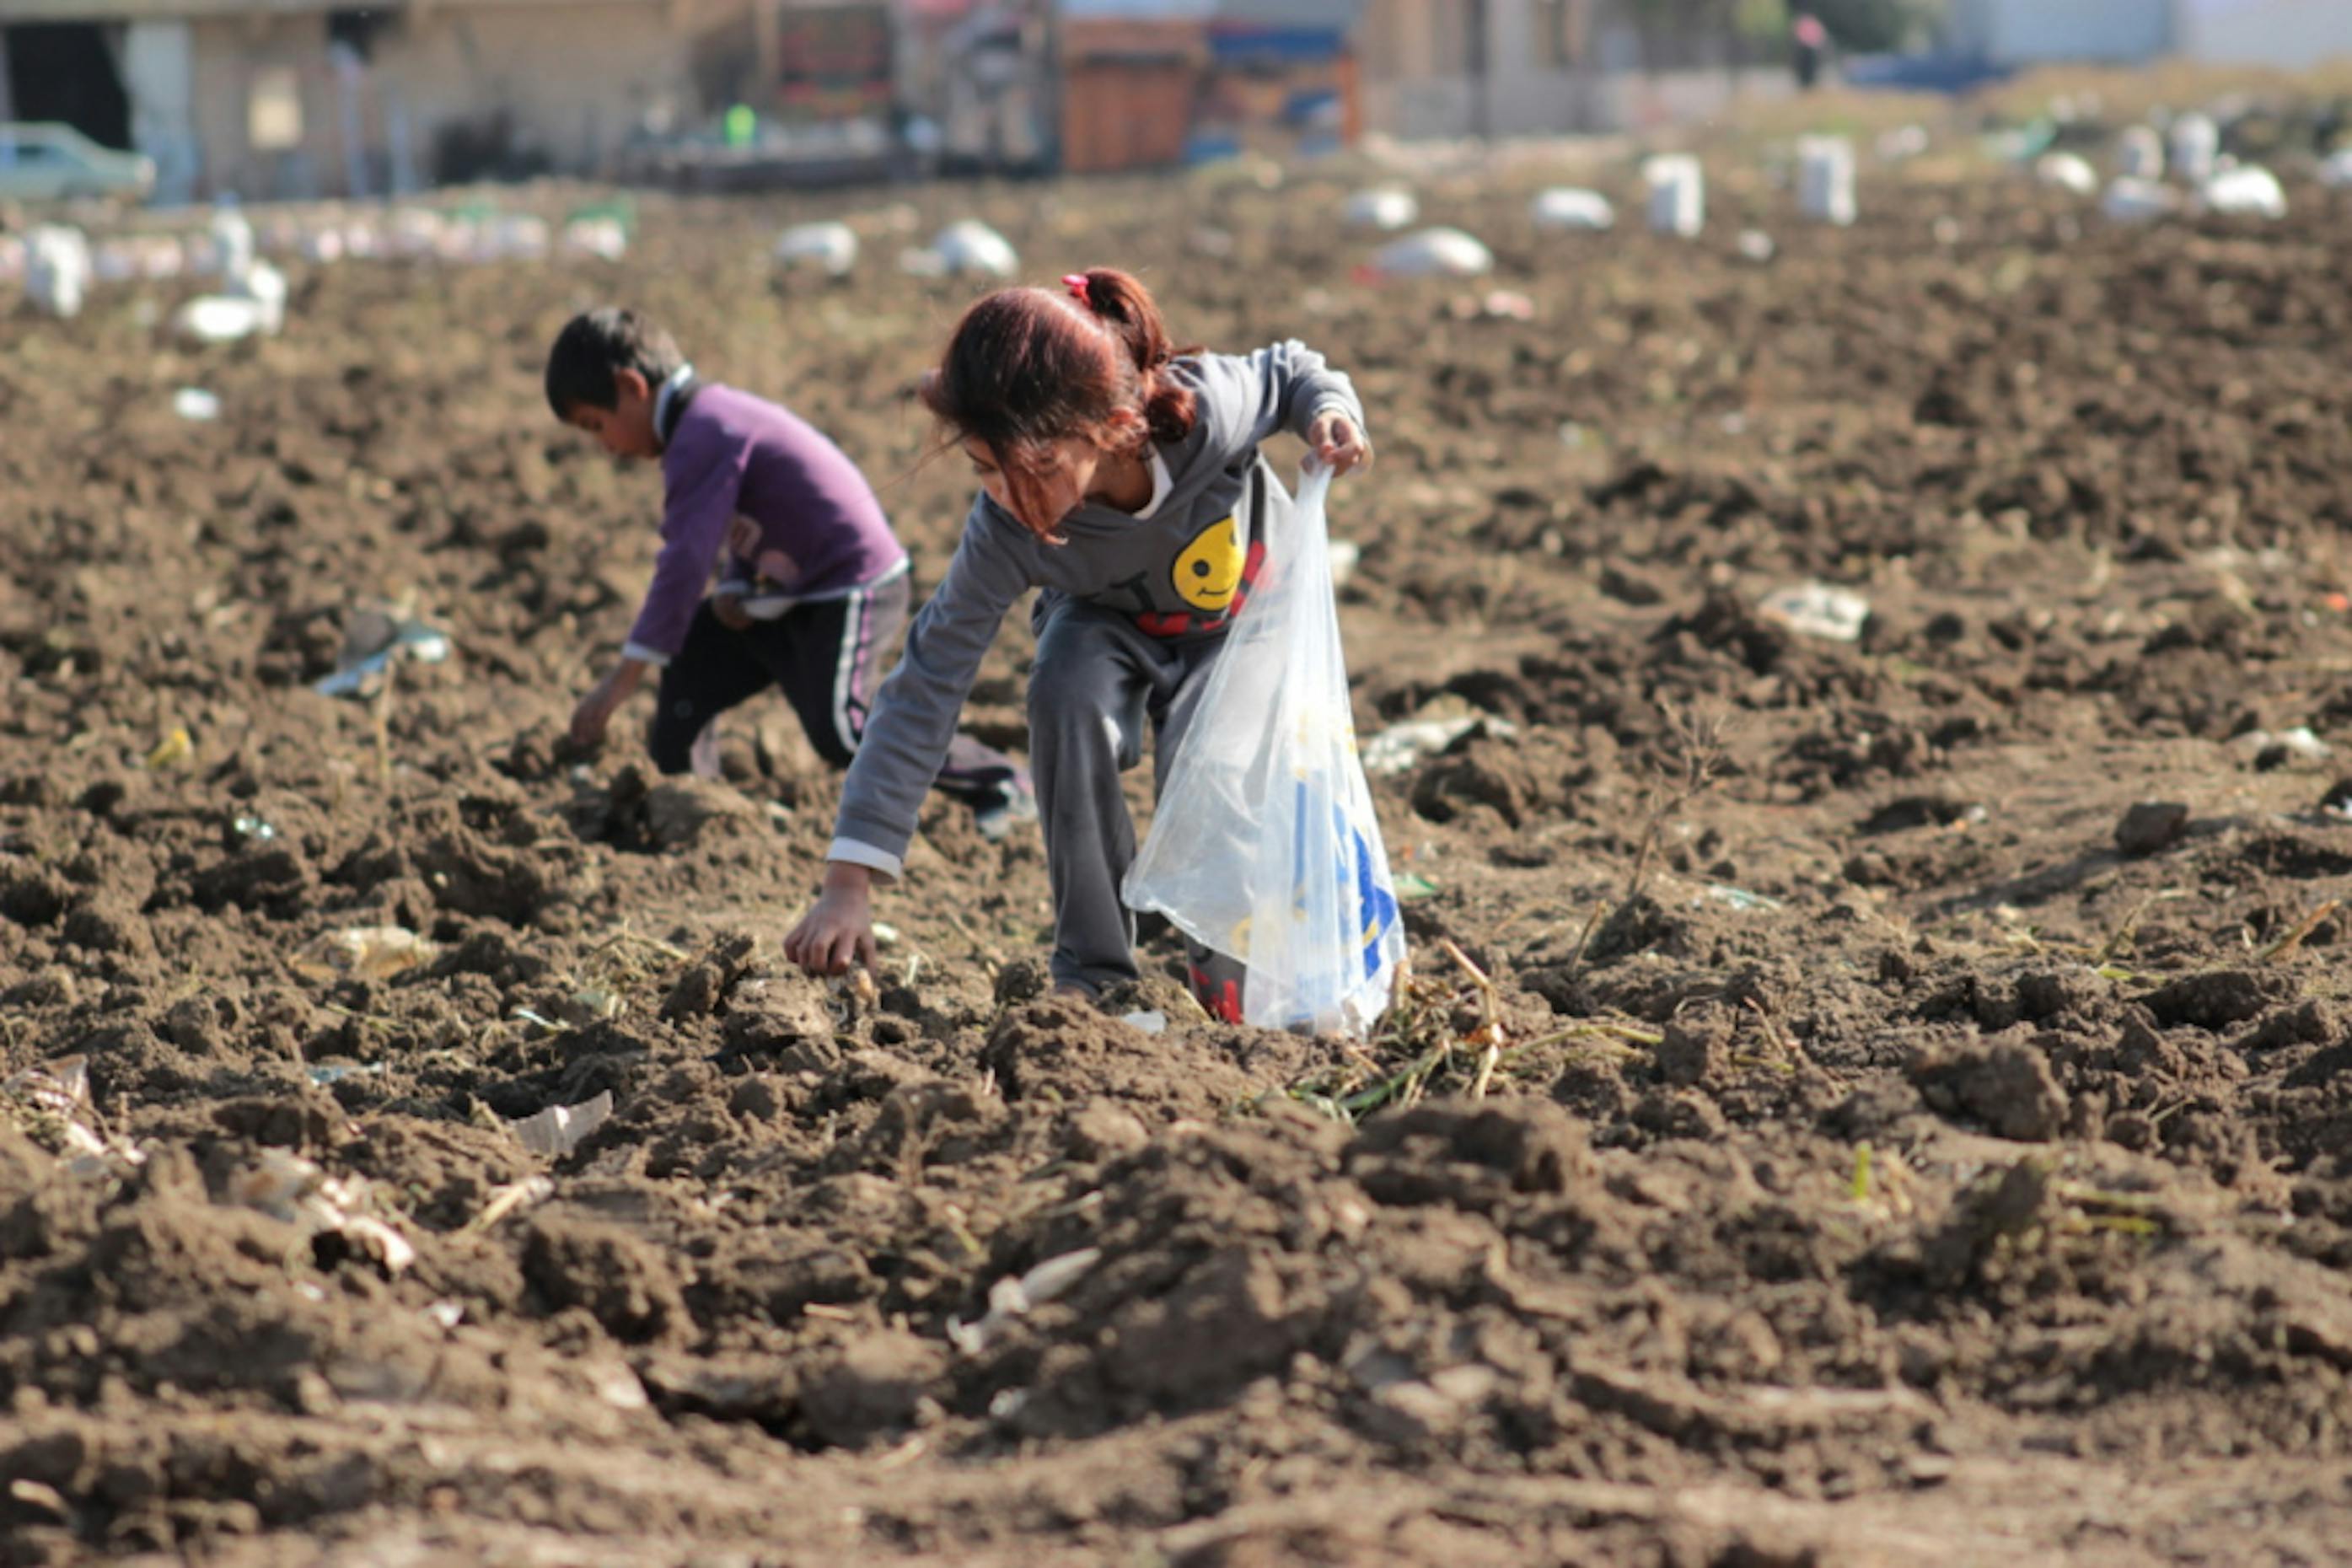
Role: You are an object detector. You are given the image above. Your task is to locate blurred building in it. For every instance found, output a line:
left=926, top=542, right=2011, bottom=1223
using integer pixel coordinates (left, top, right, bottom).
left=1944, top=0, right=2352, bottom=69
left=2168, top=0, right=2352, bottom=65
left=0, top=0, right=748, bottom=201
left=1354, top=0, right=1791, bottom=139
left=897, top=0, right=1055, bottom=174
left=1942, top=0, right=2172, bottom=65
left=1054, top=0, right=1355, bottom=172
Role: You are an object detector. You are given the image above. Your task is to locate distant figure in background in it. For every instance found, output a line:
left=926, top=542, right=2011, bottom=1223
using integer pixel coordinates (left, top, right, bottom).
left=545, top=307, right=1032, bottom=833
left=1792, top=11, right=1828, bottom=92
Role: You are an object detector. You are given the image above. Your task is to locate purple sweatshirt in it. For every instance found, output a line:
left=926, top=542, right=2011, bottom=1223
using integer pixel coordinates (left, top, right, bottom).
left=621, top=375, right=907, bottom=666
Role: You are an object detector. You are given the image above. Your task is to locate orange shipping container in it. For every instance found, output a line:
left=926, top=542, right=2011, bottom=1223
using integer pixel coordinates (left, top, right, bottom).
left=1061, top=59, right=1199, bottom=174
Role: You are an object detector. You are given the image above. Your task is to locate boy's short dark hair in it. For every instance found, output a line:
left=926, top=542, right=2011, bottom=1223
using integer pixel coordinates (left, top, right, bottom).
left=544, top=307, right=686, bottom=418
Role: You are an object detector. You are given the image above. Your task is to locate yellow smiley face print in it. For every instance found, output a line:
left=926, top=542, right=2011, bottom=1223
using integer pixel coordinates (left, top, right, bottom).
left=1171, top=516, right=1243, bottom=611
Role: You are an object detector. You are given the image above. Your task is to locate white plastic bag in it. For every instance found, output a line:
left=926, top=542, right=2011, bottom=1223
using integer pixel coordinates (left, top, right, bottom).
left=1125, top=464, right=1405, bottom=1036
left=25, top=226, right=92, bottom=320
left=1371, top=227, right=1492, bottom=278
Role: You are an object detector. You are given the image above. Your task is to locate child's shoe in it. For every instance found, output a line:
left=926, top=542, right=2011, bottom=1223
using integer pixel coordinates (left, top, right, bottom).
left=973, top=776, right=1039, bottom=842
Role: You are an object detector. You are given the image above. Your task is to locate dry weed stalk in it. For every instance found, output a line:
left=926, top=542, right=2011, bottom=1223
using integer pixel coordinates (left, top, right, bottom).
left=1621, top=701, right=1731, bottom=909
left=1440, top=938, right=1506, bottom=1098
left=2256, top=899, right=2340, bottom=964
left=2092, top=888, right=2190, bottom=969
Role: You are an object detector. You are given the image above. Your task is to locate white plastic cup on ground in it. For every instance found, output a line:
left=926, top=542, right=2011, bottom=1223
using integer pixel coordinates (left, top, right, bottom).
left=1796, top=136, right=1856, bottom=225
left=1530, top=187, right=1614, bottom=232
left=1342, top=188, right=1419, bottom=232
left=25, top=226, right=92, bottom=320
left=1645, top=155, right=1705, bottom=238
left=2170, top=113, right=2219, bottom=185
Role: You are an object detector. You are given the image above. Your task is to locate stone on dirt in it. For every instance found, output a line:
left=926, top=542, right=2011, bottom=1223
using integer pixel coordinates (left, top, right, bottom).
left=2113, top=800, right=2190, bottom=856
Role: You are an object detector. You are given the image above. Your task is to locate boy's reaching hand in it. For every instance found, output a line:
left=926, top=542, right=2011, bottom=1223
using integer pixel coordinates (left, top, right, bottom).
left=570, top=661, right=647, bottom=749
left=785, top=863, right=878, bottom=976
left=1307, top=411, right=1372, bottom=476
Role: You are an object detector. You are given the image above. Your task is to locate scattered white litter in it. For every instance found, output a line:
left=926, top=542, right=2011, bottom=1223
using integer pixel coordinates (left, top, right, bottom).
left=1796, top=136, right=1857, bottom=225
left=1465, top=287, right=1534, bottom=320
left=561, top=217, right=629, bottom=261
left=173, top=257, right=289, bottom=345
left=172, top=296, right=271, bottom=343
left=1119, top=1010, right=1168, bottom=1035
left=6, top=1055, right=89, bottom=1117
left=776, top=221, right=859, bottom=277
left=210, top=204, right=255, bottom=277
left=1759, top=582, right=1871, bottom=642
left=509, top=1091, right=615, bottom=1158
left=1737, top=229, right=1776, bottom=263
left=2229, top=727, right=2330, bottom=764
left=173, top=389, right=222, bottom=421
left=2322, top=149, right=2352, bottom=189
left=465, top=1175, right=555, bottom=1233
left=1529, top=186, right=1614, bottom=232
left=222, top=1148, right=416, bottom=1275
left=235, top=260, right=287, bottom=320
left=1343, top=187, right=1420, bottom=231
left=314, top=612, right=454, bottom=698
left=2169, top=112, right=2220, bottom=185
left=924, top=219, right=1019, bottom=279
left=3, top=1055, right=143, bottom=1180
left=2117, top=126, right=2165, bottom=180
left=947, top=1247, right=1102, bottom=1355
left=593, top=1362, right=650, bottom=1410
left=1363, top=708, right=1518, bottom=776
left=25, top=226, right=93, bottom=320
left=293, top=926, right=440, bottom=984
left=1644, top=154, right=1705, bottom=237
left=2101, top=176, right=2179, bottom=223
left=2202, top=164, right=2285, bottom=220
left=1370, top=226, right=1492, bottom=278
left=2035, top=153, right=2099, bottom=196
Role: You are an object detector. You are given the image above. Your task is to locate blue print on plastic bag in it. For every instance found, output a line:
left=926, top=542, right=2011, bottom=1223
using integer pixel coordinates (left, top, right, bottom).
left=1294, top=780, right=1399, bottom=980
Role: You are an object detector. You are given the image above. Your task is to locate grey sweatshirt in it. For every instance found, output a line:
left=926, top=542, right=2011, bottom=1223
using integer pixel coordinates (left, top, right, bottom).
left=830, top=341, right=1364, bottom=877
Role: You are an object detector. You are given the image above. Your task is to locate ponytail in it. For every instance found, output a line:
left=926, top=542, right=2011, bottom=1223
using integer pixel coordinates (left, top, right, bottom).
left=1061, top=268, right=1199, bottom=448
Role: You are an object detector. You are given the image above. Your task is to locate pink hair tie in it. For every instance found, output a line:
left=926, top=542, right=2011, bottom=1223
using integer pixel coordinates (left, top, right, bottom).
left=1062, top=273, right=1092, bottom=308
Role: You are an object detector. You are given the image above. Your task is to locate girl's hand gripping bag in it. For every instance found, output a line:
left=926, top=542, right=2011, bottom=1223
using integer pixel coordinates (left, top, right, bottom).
left=1125, top=463, right=1406, bottom=1036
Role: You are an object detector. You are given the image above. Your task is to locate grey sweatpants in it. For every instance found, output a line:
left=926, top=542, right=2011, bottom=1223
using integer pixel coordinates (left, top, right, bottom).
left=1028, top=598, right=1243, bottom=1008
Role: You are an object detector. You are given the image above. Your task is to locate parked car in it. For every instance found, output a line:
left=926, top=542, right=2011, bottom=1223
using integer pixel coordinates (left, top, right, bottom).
left=0, top=122, right=156, bottom=204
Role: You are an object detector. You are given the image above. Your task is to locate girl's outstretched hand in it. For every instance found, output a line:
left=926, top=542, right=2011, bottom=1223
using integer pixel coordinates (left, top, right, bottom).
left=1307, top=411, right=1373, bottom=475
left=784, top=863, right=878, bottom=976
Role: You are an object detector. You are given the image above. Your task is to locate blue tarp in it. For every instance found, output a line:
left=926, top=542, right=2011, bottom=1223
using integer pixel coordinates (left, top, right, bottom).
left=1206, top=24, right=1348, bottom=63
left=1839, top=52, right=2017, bottom=94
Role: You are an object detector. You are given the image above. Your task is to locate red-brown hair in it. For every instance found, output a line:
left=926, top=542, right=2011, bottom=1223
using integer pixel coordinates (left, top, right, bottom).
left=921, top=267, right=1199, bottom=540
